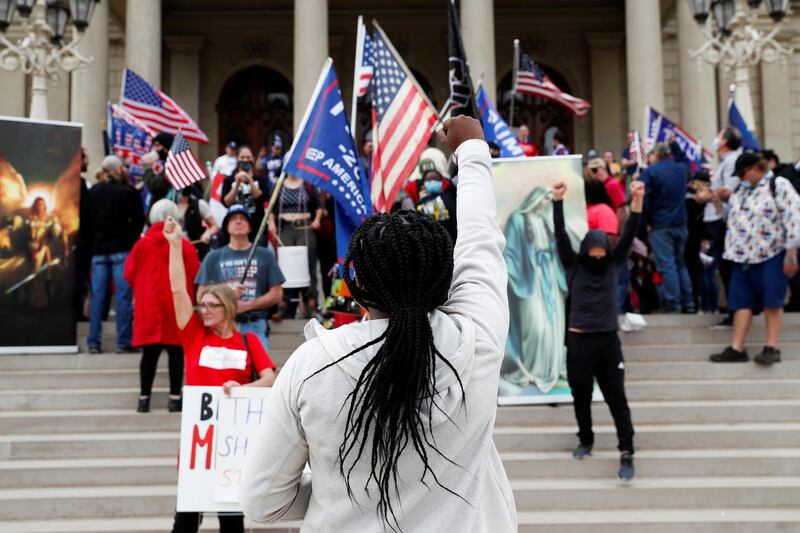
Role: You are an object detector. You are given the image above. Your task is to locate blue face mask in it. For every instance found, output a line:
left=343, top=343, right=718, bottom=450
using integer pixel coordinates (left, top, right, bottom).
left=740, top=180, right=752, bottom=190
left=425, top=180, right=443, bottom=194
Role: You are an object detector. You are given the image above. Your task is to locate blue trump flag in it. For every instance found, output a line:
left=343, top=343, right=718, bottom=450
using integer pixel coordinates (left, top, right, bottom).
left=728, top=99, right=761, bottom=151
left=475, top=84, right=524, bottom=158
left=645, top=106, right=711, bottom=171
left=282, top=58, right=372, bottom=267
left=106, top=103, right=155, bottom=178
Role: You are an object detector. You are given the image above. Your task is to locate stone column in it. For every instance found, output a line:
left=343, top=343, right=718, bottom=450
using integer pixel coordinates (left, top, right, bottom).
left=70, top=0, right=109, bottom=173
left=761, top=58, right=792, bottom=160
left=586, top=32, right=625, bottom=152
left=165, top=36, right=204, bottom=122
left=293, top=0, right=328, bottom=132
left=625, top=0, right=664, bottom=131
left=677, top=0, right=718, bottom=147
left=461, top=0, right=496, bottom=103
left=125, top=0, right=161, bottom=86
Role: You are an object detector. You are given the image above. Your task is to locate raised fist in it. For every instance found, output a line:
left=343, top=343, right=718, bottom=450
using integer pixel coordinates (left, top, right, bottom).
left=440, top=115, right=484, bottom=153
left=630, top=180, right=645, bottom=200
left=551, top=181, right=567, bottom=201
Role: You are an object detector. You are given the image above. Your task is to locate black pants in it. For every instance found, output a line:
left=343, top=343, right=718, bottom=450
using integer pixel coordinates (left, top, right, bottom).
left=172, top=512, right=244, bottom=533
left=707, top=220, right=732, bottom=309
left=566, top=331, right=635, bottom=453
left=139, top=344, right=183, bottom=397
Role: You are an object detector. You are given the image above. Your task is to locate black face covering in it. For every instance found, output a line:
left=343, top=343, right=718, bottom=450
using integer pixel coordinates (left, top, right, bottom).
left=157, top=149, right=168, bottom=161
left=582, top=254, right=608, bottom=273
left=238, top=160, right=254, bottom=172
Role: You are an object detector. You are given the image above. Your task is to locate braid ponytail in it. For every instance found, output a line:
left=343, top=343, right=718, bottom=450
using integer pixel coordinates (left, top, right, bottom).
left=305, top=210, right=464, bottom=530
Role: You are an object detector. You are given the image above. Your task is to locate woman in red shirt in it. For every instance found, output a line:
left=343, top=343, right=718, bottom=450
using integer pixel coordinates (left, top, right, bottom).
left=163, top=216, right=276, bottom=533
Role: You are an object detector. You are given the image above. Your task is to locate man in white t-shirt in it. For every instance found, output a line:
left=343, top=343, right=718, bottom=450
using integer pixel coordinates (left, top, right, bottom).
left=211, top=141, right=239, bottom=178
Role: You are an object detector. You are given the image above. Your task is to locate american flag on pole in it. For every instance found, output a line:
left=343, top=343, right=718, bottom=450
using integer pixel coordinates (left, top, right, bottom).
left=514, top=52, right=591, bottom=117
left=356, top=28, right=374, bottom=98
left=165, top=132, right=207, bottom=190
left=120, top=69, right=209, bottom=144
left=370, top=22, right=438, bottom=211
left=630, top=130, right=651, bottom=169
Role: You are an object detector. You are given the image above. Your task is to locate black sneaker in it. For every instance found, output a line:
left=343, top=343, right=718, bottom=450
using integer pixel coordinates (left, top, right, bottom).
left=681, top=306, right=697, bottom=314
left=137, top=397, right=150, bottom=413
left=572, top=443, right=593, bottom=460
left=710, top=346, right=749, bottom=363
left=709, top=316, right=733, bottom=330
left=618, top=452, right=635, bottom=481
left=168, top=398, right=183, bottom=413
left=754, top=346, right=781, bottom=366
left=88, top=346, right=102, bottom=354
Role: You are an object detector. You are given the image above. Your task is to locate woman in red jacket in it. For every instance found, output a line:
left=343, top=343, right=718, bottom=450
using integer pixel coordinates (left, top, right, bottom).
left=125, top=200, right=200, bottom=413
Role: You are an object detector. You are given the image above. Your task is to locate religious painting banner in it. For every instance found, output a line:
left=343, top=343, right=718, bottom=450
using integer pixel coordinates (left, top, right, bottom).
left=493, top=155, right=601, bottom=405
left=0, top=116, right=82, bottom=353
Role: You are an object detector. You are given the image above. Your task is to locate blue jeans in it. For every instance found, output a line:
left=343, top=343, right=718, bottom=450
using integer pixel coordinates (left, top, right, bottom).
left=237, top=318, right=270, bottom=352
left=649, top=227, right=694, bottom=311
left=88, top=252, right=132, bottom=349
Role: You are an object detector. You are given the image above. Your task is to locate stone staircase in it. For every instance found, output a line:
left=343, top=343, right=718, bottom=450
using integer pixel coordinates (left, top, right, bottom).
left=1, top=314, right=799, bottom=532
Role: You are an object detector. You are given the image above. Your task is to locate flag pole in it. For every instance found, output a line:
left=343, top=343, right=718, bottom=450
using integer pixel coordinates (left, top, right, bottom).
left=350, top=15, right=365, bottom=144
left=727, top=83, right=736, bottom=125
left=509, top=39, right=519, bottom=128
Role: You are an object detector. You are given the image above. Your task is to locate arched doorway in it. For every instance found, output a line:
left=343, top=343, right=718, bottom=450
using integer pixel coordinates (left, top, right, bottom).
left=216, top=66, right=293, bottom=153
left=497, top=66, right=576, bottom=154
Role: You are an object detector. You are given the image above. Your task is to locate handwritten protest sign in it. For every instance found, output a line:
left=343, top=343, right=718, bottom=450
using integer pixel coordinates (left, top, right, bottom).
left=176, top=386, right=270, bottom=512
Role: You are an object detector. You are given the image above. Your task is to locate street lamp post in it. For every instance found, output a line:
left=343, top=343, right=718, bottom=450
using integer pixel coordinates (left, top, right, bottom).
left=0, top=0, right=99, bottom=119
left=687, top=0, right=793, bottom=127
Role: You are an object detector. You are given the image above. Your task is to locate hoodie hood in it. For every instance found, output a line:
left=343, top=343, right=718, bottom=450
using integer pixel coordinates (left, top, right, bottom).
left=578, top=229, right=612, bottom=258
left=303, top=308, right=476, bottom=426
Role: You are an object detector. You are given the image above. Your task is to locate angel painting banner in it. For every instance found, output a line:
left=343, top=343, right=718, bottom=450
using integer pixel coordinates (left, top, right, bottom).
left=493, top=155, right=600, bottom=405
left=0, top=116, right=82, bottom=353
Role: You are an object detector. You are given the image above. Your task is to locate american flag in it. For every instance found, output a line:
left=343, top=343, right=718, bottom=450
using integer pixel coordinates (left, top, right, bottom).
left=165, top=132, right=207, bottom=190
left=356, top=31, right=374, bottom=98
left=514, top=53, right=591, bottom=117
left=370, top=23, right=438, bottom=211
left=120, top=69, right=209, bottom=144
left=630, top=130, right=652, bottom=169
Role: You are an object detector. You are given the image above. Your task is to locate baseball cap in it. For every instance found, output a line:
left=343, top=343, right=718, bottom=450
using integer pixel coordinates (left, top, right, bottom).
left=732, top=151, right=762, bottom=177
left=587, top=158, right=605, bottom=170
left=226, top=141, right=238, bottom=150
left=222, top=204, right=252, bottom=233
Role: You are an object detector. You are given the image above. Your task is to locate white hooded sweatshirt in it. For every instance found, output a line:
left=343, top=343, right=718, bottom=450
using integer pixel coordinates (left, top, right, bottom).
left=239, top=139, right=516, bottom=532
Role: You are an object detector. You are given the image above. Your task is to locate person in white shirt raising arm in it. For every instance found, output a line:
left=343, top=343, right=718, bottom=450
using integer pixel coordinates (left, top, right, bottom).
left=239, top=116, right=517, bottom=533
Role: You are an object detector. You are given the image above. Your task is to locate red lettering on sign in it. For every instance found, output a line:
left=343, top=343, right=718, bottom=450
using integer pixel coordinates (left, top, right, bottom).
left=190, top=424, right=214, bottom=470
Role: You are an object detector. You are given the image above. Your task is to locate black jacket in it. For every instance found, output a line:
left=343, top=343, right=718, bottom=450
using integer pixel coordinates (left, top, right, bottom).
left=88, top=180, right=145, bottom=255
left=553, top=200, right=640, bottom=332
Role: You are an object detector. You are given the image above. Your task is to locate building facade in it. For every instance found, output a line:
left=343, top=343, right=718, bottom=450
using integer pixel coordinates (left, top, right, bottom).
left=1, top=0, right=798, bottom=174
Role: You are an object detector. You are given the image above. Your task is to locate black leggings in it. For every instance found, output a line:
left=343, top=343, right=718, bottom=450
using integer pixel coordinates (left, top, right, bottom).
left=566, top=331, right=635, bottom=453
left=139, top=344, right=184, bottom=397
left=172, top=512, right=244, bottom=533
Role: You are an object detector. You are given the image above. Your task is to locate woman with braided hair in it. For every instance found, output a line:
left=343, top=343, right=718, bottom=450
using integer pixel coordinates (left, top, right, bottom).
left=240, top=116, right=516, bottom=532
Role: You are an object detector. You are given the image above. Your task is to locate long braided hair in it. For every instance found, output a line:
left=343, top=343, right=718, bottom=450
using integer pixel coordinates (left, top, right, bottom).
left=306, top=209, right=465, bottom=530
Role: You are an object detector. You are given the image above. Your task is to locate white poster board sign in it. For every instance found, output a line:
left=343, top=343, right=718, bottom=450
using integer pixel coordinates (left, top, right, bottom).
left=177, top=385, right=270, bottom=512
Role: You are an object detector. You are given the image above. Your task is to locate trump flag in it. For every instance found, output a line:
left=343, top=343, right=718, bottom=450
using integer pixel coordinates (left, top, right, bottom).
left=475, top=84, right=524, bottom=158
left=644, top=106, right=712, bottom=171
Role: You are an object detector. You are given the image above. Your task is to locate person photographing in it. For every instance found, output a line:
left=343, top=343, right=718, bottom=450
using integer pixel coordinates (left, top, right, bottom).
left=222, top=146, right=269, bottom=243
left=551, top=179, right=645, bottom=481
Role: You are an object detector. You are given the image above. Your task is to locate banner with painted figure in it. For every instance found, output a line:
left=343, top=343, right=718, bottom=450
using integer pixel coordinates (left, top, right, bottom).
left=0, top=116, right=82, bottom=353
left=644, top=106, right=712, bottom=172
left=494, top=156, right=600, bottom=405
left=475, top=83, right=525, bottom=159
left=178, top=386, right=274, bottom=511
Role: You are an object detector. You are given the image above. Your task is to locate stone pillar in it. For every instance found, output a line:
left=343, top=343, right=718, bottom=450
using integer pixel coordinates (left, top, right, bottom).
left=165, top=36, right=204, bottom=123
left=70, top=0, right=109, bottom=173
left=586, top=32, right=624, bottom=152
left=461, top=0, right=496, bottom=103
left=761, top=58, right=792, bottom=160
left=0, top=71, right=26, bottom=117
left=125, top=0, right=161, bottom=86
left=293, top=0, right=328, bottom=132
left=677, top=0, right=718, bottom=147
left=625, top=0, right=664, bottom=131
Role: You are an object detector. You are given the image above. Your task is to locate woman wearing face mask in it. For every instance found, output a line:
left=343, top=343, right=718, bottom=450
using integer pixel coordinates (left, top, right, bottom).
left=414, top=166, right=458, bottom=242
left=551, top=179, right=644, bottom=481
left=222, top=146, right=269, bottom=244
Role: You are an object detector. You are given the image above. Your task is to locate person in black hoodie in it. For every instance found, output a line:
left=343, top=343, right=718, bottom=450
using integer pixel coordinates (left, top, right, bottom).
left=551, top=178, right=644, bottom=481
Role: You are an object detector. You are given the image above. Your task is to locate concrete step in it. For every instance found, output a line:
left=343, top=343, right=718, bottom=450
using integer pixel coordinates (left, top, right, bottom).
left=510, top=476, right=800, bottom=512
left=1, top=511, right=798, bottom=533
left=1, top=477, right=798, bottom=520
left=623, top=360, right=800, bottom=380
left=634, top=312, right=800, bottom=327
left=4, top=398, right=799, bottom=436
left=5, top=373, right=798, bottom=411
left=621, top=343, right=800, bottom=361
left=4, top=423, right=798, bottom=460
left=2, top=448, right=797, bottom=489
left=621, top=326, right=800, bottom=345
left=493, top=423, right=800, bottom=453
left=499, top=449, right=800, bottom=479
